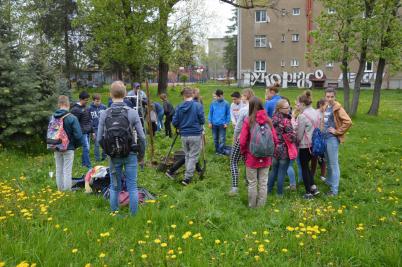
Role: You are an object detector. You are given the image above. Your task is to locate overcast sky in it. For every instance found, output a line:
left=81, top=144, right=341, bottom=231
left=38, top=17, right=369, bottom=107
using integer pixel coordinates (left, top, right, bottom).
left=204, top=0, right=234, bottom=38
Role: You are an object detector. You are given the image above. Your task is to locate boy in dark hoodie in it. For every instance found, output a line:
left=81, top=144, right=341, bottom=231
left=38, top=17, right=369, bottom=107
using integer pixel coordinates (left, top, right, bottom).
left=52, top=95, right=82, bottom=191
left=208, top=89, right=230, bottom=155
left=160, top=93, right=174, bottom=138
left=88, top=94, right=107, bottom=161
left=172, top=88, right=205, bottom=186
left=70, top=91, right=92, bottom=168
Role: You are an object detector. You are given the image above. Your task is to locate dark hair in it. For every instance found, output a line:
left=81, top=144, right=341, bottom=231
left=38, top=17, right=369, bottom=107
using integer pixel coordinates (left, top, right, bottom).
left=248, top=97, right=272, bottom=128
left=230, top=91, right=241, bottom=98
left=93, top=93, right=101, bottom=101
left=325, top=87, right=336, bottom=95
left=79, top=91, right=90, bottom=100
left=298, top=90, right=312, bottom=106
left=215, top=89, right=224, bottom=97
left=268, top=86, right=279, bottom=94
left=182, top=87, right=193, bottom=97
left=316, top=98, right=326, bottom=109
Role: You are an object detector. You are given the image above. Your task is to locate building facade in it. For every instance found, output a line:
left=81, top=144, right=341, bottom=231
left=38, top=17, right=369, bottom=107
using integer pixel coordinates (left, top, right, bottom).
left=237, top=2, right=402, bottom=89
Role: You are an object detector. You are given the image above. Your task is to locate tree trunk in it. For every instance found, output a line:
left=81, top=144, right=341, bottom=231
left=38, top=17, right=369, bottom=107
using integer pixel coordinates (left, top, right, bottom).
left=368, top=57, right=386, bottom=115
left=158, top=57, right=169, bottom=95
left=350, top=48, right=367, bottom=116
left=341, top=49, right=350, bottom=113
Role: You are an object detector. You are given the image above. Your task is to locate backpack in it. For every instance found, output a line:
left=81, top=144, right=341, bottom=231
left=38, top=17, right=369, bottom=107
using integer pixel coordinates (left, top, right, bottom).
left=101, top=106, right=137, bottom=158
left=249, top=121, right=274, bottom=157
left=303, top=113, right=326, bottom=157
left=46, top=113, right=70, bottom=152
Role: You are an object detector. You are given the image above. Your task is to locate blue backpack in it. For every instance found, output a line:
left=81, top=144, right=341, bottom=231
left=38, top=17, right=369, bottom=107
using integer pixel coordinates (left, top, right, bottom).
left=304, top=113, right=326, bottom=157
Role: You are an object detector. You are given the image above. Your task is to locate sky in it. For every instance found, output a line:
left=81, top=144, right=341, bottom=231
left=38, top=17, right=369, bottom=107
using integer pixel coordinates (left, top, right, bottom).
left=204, top=0, right=234, bottom=38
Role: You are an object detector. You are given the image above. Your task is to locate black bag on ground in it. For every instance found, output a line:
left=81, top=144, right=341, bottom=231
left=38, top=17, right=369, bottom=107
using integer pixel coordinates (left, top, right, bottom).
left=101, top=106, right=138, bottom=158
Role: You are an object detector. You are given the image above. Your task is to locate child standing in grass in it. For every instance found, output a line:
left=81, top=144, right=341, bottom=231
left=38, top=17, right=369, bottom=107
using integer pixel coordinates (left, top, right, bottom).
left=160, top=93, right=174, bottom=138
left=311, top=98, right=327, bottom=181
left=240, top=97, right=273, bottom=208
left=208, top=89, right=230, bottom=155
left=89, top=94, right=107, bottom=162
left=230, top=91, right=243, bottom=127
left=51, top=95, right=82, bottom=191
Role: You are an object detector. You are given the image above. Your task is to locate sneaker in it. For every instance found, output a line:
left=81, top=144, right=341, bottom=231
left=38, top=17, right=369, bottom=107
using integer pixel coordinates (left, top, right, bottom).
left=228, top=187, right=239, bottom=196
left=288, top=185, right=297, bottom=191
left=165, top=172, right=175, bottom=180
left=303, top=193, right=314, bottom=200
left=326, top=191, right=337, bottom=197
left=181, top=179, right=190, bottom=186
left=320, top=176, right=327, bottom=183
left=310, top=185, right=320, bottom=196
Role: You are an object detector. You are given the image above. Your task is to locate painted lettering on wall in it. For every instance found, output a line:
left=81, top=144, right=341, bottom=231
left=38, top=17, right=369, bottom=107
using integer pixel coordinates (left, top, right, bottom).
left=338, top=72, right=377, bottom=83
left=244, top=70, right=324, bottom=88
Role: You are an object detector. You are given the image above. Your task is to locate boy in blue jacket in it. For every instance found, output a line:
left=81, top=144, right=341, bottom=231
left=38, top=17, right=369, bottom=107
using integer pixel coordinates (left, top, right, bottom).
left=172, top=88, right=205, bottom=186
left=89, top=94, right=107, bottom=161
left=208, top=89, right=230, bottom=155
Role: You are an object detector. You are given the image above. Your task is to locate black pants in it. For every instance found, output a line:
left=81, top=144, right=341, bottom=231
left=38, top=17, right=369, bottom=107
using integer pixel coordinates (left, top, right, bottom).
left=169, top=157, right=202, bottom=174
left=299, top=148, right=315, bottom=193
left=165, top=115, right=172, bottom=137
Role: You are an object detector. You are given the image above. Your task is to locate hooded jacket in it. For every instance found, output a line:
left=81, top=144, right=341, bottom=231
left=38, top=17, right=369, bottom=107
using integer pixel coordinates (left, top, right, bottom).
left=239, top=110, right=273, bottom=168
left=70, top=103, right=93, bottom=134
left=322, top=101, right=352, bottom=143
left=172, top=100, right=205, bottom=136
left=88, top=103, right=107, bottom=131
left=208, top=99, right=230, bottom=126
left=265, top=95, right=282, bottom=118
left=52, top=109, right=82, bottom=150
left=296, top=106, right=320, bottom=148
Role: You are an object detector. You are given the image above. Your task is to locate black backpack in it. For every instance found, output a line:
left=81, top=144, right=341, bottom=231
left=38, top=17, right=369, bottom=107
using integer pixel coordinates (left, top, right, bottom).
left=101, top=106, right=138, bottom=158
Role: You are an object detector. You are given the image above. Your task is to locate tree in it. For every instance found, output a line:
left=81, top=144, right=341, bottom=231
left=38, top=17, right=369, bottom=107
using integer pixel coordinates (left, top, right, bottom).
left=311, top=0, right=361, bottom=113
left=224, top=9, right=237, bottom=81
left=368, top=0, right=401, bottom=115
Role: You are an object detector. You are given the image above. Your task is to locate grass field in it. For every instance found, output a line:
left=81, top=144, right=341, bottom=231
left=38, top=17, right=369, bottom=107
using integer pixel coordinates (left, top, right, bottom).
left=0, top=83, right=401, bottom=266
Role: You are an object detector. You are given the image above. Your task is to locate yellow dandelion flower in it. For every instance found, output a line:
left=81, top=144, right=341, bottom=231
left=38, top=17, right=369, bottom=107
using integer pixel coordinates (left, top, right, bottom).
left=337, top=209, right=343, bottom=214
left=391, top=211, right=396, bottom=216
left=0, top=262, right=5, bottom=267
left=379, top=217, right=386, bottom=221
left=146, top=220, right=152, bottom=224
left=252, top=231, right=257, bottom=235
left=263, top=230, right=269, bottom=235
left=258, top=246, right=265, bottom=253
left=168, top=250, right=174, bottom=255
left=171, top=255, right=177, bottom=259
left=100, top=232, right=110, bottom=238
left=169, top=234, right=175, bottom=240
left=274, top=209, right=279, bottom=213
left=171, top=224, right=176, bottom=229
left=141, top=254, right=148, bottom=259
left=169, top=205, right=175, bottom=208
left=286, top=226, right=295, bottom=231
left=281, top=248, right=288, bottom=253
left=161, top=243, right=168, bottom=247
left=84, top=264, right=91, bottom=267
left=215, top=239, right=221, bottom=245
left=188, top=220, right=194, bottom=225
left=99, top=252, right=106, bottom=258
left=312, top=235, right=317, bottom=239
left=130, top=249, right=134, bottom=253
left=254, top=255, right=260, bottom=261
left=55, top=224, right=60, bottom=229
left=299, top=242, right=304, bottom=246
left=154, top=239, right=161, bottom=244
left=63, top=228, right=68, bottom=232
left=72, top=248, right=78, bottom=253
left=16, top=261, right=29, bottom=267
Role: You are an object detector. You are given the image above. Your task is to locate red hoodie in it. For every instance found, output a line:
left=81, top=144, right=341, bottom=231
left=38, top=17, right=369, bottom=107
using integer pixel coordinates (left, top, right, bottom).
left=240, top=110, right=273, bottom=168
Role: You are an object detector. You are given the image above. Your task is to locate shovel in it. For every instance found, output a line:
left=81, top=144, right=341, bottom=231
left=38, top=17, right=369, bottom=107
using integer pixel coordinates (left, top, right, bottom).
left=157, top=134, right=179, bottom=172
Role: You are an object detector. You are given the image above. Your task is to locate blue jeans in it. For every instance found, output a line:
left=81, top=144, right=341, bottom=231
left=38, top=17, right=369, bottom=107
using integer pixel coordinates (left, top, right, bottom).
left=212, top=125, right=226, bottom=154
left=288, top=157, right=303, bottom=186
left=268, top=158, right=290, bottom=195
left=325, top=136, right=340, bottom=194
left=81, top=134, right=91, bottom=168
left=157, top=112, right=164, bottom=131
left=94, top=136, right=106, bottom=161
left=109, top=153, right=138, bottom=215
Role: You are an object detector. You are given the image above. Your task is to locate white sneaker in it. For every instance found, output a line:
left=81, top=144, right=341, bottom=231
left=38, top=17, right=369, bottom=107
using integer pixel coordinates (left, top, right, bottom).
left=228, top=187, right=238, bottom=196
left=320, top=176, right=327, bottom=183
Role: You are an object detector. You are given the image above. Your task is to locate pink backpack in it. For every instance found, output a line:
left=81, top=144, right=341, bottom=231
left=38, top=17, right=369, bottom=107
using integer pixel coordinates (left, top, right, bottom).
left=46, top=114, right=70, bottom=152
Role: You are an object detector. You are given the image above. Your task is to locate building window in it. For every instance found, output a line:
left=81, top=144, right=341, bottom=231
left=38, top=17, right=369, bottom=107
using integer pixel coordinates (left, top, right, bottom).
left=290, top=59, right=299, bottom=67
left=326, top=62, right=334, bottom=68
left=281, top=8, right=286, bottom=16
left=255, top=10, right=267, bottom=23
left=255, top=60, right=266, bottom=72
left=255, top=35, right=267, bottom=47
left=281, top=60, right=285, bottom=67
left=292, top=34, right=300, bottom=42
left=281, top=34, right=285, bottom=42
left=328, top=8, right=336, bottom=14
left=365, top=61, right=373, bottom=72
left=293, top=8, right=301, bottom=15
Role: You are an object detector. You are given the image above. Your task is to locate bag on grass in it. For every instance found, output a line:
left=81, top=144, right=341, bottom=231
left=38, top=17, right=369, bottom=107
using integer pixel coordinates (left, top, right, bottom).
left=46, top=113, right=70, bottom=152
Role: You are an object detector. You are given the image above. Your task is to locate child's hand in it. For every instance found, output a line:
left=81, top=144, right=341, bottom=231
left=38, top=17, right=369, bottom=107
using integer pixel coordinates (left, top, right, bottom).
left=224, top=124, right=227, bottom=128
left=208, top=123, right=212, bottom=128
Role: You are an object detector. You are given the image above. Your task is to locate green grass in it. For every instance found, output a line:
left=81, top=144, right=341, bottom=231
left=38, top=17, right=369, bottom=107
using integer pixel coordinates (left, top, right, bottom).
left=0, top=84, right=401, bottom=266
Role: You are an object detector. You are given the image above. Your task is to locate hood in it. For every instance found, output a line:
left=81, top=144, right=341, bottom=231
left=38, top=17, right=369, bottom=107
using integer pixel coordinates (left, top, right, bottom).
left=72, top=102, right=82, bottom=108
left=256, top=110, right=269, bottom=124
left=53, top=109, right=69, bottom=118
left=180, top=101, right=194, bottom=113
left=90, top=103, right=101, bottom=109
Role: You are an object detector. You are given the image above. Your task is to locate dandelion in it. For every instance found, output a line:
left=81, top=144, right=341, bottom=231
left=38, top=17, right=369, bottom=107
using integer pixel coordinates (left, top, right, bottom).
left=168, top=250, right=174, bottom=255
left=215, top=240, right=221, bottom=245
left=188, top=220, right=194, bottom=225
left=299, top=242, right=304, bottom=246
left=85, top=264, right=91, bottom=267
left=138, top=240, right=146, bottom=245
left=146, top=220, right=152, bottom=224
left=252, top=231, right=257, bottom=235
left=16, top=261, right=29, bottom=267
left=169, top=234, right=175, bottom=240
left=263, top=230, right=269, bottom=235
left=337, top=209, right=343, bottom=214
left=161, top=243, right=168, bottom=247
left=286, top=226, right=295, bottom=232
left=281, top=248, right=288, bottom=253
left=99, top=252, right=106, bottom=258
left=391, top=211, right=396, bottom=216
left=72, top=248, right=78, bottom=254
left=312, top=235, right=317, bottom=239
left=254, top=255, right=260, bottom=261
left=0, top=262, right=5, bottom=267
left=130, top=249, right=134, bottom=253
left=100, top=232, right=110, bottom=238
left=274, top=209, right=279, bottom=213
left=55, top=224, right=60, bottom=229
left=169, top=205, right=175, bottom=209
left=171, top=255, right=177, bottom=259
left=63, top=228, right=68, bottom=232
left=171, top=224, right=176, bottom=229
left=141, top=254, right=148, bottom=259
left=182, top=231, right=192, bottom=239
left=258, top=245, right=265, bottom=252
left=154, top=239, right=161, bottom=244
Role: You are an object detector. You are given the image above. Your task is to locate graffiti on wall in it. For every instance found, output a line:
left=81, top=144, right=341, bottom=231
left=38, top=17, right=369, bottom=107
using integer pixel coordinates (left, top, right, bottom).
left=338, top=72, right=377, bottom=83
left=244, top=70, right=325, bottom=88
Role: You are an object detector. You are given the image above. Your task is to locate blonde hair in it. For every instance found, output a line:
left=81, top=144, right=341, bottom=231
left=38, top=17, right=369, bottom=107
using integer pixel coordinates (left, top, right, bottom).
left=241, top=88, right=255, bottom=100
left=58, top=95, right=70, bottom=107
left=110, top=81, right=126, bottom=98
left=160, top=93, right=168, bottom=101
left=275, top=99, right=289, bottom=113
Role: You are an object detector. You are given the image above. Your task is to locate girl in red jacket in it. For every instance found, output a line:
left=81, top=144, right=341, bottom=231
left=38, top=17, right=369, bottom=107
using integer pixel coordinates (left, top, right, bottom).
left=240, top=97, right=273, bottom=208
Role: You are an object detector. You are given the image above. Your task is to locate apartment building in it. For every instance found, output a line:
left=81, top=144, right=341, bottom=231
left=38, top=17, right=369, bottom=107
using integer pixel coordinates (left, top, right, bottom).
left=237, top=1, right=402, bottom=89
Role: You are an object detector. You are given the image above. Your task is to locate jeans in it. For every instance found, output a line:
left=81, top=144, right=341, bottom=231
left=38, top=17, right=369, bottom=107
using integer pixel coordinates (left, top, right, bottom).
left=325, top=136, right=340, bottom=194
left=287, top=160, right=296, bottom=186
left=54, top=150, right=74, bottom=191
left=246, top=167, right=269, bottom=208
left=109, top=153, right=138, bottom=215
left=181, top=136, right=202, bottom=181
left=93, top=133, right=106, bottom=161
left=299, top=148, right=315, bottom=193
left=81, top=134, right=91, bottom=168
left=268, top=158, right=290, bottom=195
left=212, top=125, right=226, bottom=154
left=157, top=112, right=164, bottom=131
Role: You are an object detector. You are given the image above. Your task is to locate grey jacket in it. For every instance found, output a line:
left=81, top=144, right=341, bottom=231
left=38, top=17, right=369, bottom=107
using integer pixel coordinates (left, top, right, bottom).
left=97, top=102, right=146, bottom=159
left=296, top=106, right=320, bottom=149
left=234, top=104, right=249, bottom=140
